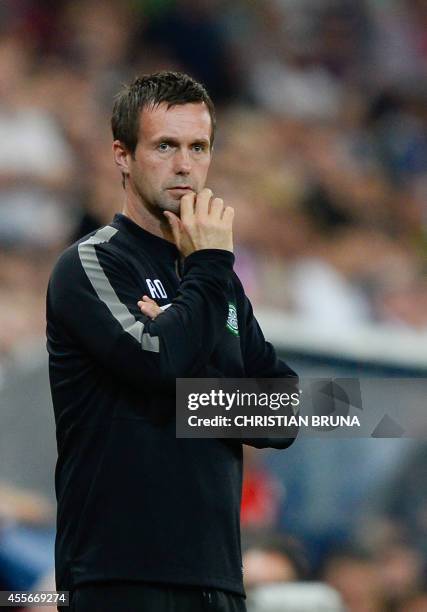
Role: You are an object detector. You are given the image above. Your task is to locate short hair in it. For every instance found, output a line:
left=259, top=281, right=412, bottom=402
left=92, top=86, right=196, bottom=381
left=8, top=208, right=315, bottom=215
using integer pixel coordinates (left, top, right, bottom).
left=242, top=531, right=309, bottom=580
left=111, top=71, right=216, bottom=155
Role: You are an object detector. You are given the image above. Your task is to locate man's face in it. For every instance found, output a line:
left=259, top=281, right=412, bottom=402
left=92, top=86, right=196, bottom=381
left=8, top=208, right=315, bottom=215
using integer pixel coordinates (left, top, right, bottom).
left=127, top=102, right=212, bottom=215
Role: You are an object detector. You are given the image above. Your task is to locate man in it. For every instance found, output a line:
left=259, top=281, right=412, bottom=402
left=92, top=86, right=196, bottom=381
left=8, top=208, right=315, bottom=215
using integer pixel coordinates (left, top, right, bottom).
left=47, top=71, right=297, bottom=612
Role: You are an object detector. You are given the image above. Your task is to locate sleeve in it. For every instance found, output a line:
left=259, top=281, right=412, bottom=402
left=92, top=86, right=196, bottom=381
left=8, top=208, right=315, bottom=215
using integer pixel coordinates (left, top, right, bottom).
left=239, top=286, right=300, bottom=450
left=48, top=241, right=234, bottom=392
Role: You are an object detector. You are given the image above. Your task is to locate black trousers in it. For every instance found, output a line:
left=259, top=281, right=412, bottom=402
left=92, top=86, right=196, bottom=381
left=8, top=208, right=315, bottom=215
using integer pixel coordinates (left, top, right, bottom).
left=64, top=582, right=247, bottom=612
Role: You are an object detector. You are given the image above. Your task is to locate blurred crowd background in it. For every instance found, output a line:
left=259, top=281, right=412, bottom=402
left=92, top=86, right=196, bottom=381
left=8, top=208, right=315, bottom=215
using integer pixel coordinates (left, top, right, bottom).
left=0, top=0, right=427, bottom=610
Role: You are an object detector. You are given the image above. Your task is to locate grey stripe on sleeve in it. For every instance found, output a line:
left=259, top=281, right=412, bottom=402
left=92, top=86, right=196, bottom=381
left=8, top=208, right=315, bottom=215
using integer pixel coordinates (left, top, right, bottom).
left=78, top=225, right=160, bottom=353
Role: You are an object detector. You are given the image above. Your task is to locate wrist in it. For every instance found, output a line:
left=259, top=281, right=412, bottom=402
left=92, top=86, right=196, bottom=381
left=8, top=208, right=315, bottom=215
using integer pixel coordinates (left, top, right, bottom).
left=182, top=249, right=235, bottom=275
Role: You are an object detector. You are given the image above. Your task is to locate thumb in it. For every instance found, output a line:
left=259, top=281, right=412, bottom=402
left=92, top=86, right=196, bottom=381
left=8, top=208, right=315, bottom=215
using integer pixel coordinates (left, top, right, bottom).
left=164, top=211, right=182, bottom=245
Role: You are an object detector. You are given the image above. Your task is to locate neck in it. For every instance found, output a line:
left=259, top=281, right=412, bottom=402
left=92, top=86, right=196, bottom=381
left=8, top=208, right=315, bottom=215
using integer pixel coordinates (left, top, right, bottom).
left=122, top=189, right=174, bottom=243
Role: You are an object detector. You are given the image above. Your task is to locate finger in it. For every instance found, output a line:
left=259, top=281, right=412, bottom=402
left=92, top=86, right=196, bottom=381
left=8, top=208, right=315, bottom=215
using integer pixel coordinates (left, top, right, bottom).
left=195, top=187, right=212, bottom=219
left=138, top=302, right=161, bottom=320
left=137, top=300, right=152, bottom=312
left=180, top=192, right=196, bottom=224
left=164, top=211, right=182, bottom=246
left=137, top=295, right=158, bottom=309
left=210, top=197, right=224, bottom=220
left=222, top=205, right=234, bottom=225
left=141, top=295, right=157, bottom=304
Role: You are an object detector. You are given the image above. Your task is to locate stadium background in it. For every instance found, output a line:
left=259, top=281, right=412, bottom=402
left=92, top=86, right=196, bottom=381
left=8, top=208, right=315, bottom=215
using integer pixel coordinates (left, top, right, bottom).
left=0, top=0, right=426, bottom=610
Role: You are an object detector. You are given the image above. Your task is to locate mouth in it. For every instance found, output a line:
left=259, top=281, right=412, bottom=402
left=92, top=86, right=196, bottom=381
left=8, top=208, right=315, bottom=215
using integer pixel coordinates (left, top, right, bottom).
left=166, top=187, right=194, bottom=197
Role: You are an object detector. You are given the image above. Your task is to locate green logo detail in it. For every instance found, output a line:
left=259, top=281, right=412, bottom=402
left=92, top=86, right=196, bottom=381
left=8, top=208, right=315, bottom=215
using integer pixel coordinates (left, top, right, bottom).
left=226, top=303, right=239, bottom=336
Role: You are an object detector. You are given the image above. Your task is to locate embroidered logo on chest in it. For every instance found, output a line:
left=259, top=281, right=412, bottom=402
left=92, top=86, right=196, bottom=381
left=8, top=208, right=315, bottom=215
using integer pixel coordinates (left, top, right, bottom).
left=226, top=302, right=239, bottom=336
left=146, top=278, right=168, bottom=300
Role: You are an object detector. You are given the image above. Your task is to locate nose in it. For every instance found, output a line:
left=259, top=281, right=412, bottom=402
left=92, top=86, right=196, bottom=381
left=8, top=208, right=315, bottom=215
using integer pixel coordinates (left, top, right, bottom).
left=173, top=148, right=191, bottom=175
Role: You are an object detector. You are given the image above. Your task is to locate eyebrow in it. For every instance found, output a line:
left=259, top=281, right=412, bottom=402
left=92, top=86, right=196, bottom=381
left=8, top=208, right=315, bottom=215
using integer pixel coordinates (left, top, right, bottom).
left=154, top=136, right=210, bottom=147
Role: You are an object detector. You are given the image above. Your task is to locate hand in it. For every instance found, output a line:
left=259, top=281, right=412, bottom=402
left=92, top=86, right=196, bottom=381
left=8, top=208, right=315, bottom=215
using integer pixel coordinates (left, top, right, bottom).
left=137, top=295, right=163, bottom=320
left=164, top=187, right=234, bottom=257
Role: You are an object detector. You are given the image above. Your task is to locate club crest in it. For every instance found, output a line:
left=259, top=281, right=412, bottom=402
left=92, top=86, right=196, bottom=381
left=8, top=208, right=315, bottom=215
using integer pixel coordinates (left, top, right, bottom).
left=226, top=303, right=239, bottom=336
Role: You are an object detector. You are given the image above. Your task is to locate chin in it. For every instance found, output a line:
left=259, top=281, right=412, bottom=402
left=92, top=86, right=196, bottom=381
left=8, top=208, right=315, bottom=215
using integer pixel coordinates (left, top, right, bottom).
left=158, top=199, right=181, bottom=215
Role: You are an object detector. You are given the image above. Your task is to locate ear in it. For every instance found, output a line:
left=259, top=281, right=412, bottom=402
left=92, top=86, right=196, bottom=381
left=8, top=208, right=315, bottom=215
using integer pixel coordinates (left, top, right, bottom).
left=112, top=140, right=131, bottom=177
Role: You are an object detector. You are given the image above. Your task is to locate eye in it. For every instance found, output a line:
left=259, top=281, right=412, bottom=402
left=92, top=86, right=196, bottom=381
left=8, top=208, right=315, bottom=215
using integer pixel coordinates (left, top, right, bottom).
left=158, top=142, right=171, bottom=152
left=192, top=143, right=206, bottom=153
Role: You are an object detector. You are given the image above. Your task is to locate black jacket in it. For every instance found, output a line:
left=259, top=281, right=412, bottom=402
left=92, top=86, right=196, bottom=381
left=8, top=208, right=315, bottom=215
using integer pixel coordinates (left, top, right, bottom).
left=46, top=213, right=297, bottom=596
